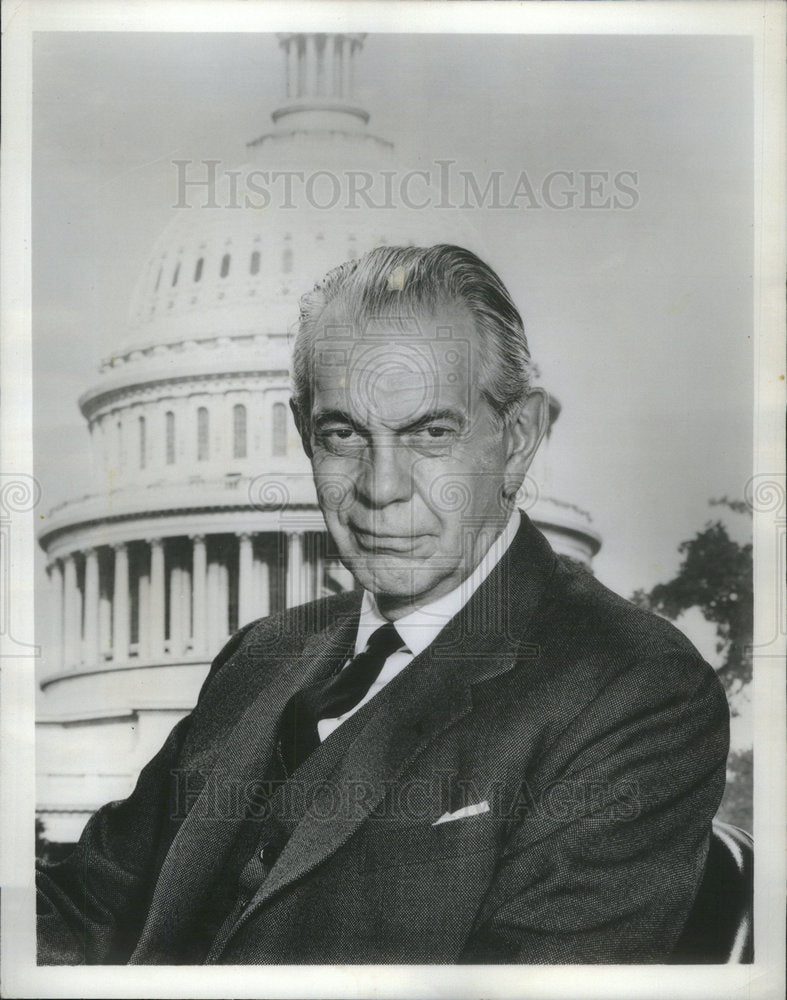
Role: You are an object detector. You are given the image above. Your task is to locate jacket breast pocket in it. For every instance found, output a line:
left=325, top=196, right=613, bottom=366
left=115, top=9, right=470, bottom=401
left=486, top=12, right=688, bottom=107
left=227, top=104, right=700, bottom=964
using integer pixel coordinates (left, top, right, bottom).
left=359, top=815, right=496, bottom=872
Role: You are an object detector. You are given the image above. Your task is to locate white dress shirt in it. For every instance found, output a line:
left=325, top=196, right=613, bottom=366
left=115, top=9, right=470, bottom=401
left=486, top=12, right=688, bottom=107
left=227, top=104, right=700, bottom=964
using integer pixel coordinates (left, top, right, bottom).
left=317, top=509, right=521, bottom=741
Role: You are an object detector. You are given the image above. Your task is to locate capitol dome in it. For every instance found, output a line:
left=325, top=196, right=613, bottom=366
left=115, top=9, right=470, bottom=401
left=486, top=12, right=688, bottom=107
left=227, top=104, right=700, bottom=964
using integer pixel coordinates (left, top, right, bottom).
left=37, top=33, right=600, bottom=844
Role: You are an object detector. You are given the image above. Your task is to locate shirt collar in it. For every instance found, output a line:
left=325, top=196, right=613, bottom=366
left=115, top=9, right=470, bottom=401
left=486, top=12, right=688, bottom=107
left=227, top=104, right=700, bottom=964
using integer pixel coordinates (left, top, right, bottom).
left=355, top=509, right=521, bottom=658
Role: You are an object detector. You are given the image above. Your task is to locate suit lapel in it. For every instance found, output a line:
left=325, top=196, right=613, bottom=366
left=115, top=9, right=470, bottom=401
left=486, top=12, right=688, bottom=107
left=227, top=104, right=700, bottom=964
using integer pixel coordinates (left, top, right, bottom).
left=244, top=639, right=477, bottom=912
left=223, top=515, right=557, bottom=934
left=131, top=602, right=360, bottom=961
left=135, top=514, right=556, bottom=961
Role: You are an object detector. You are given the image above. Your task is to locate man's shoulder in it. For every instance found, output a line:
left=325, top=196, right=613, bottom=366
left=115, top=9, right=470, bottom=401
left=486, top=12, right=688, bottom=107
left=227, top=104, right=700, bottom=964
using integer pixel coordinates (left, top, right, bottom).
left=200, top=589, right=362, bottom=689
left=507, top=516, right=704, bottom=673
left=541, top=553, right=712, bottom=677
left=243, top=588, right=363, bottom=650
left=524, top=552, right=730, bottom=765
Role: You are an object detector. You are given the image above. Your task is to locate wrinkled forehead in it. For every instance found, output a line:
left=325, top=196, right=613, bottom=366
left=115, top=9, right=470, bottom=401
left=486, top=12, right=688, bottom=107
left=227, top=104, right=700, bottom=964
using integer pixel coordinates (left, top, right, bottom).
left=307, top=304, right=483, bottom=422
left=309, top=302, right=481, bottom=386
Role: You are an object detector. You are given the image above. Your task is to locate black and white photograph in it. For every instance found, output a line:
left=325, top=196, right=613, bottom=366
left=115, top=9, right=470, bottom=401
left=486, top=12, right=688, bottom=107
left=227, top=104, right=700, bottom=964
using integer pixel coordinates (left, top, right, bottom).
left=1, top=1, right=784, bottom=997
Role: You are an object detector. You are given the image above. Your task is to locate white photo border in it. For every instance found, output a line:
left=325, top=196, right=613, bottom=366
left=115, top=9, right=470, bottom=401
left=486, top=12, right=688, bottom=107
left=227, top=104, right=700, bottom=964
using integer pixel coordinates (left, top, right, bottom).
left=2, top=1, right=784, bottom=998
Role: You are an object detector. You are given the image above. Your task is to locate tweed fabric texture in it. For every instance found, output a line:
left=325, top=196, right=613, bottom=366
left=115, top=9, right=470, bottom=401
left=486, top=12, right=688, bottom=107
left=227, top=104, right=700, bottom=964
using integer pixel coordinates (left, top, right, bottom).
left=36, top=514, right=730, bottom=964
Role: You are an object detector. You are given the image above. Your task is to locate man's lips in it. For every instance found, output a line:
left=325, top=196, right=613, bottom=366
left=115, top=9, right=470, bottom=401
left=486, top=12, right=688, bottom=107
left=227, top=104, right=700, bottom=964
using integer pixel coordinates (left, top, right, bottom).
left=350, top=527, right=430, bottom=553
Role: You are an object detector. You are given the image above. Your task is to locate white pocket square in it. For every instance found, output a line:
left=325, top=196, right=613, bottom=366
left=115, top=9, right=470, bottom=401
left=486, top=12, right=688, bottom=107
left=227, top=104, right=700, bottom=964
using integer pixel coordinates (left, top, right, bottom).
left=432, top=801, right=490, bottom=826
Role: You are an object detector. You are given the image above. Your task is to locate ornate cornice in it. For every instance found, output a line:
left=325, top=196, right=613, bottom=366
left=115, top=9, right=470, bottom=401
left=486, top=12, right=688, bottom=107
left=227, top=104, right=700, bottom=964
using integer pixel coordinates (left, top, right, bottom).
left=38, top=501, right=322, bottom=550
left=79, top=369, right=289, bottom=421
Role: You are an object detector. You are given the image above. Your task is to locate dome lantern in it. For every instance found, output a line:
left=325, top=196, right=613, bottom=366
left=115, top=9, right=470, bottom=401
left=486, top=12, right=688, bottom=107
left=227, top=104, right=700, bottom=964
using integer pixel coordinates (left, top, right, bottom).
left=264, top=33, right=370, bottom=133
left=36, top=32, right=601, bottom=847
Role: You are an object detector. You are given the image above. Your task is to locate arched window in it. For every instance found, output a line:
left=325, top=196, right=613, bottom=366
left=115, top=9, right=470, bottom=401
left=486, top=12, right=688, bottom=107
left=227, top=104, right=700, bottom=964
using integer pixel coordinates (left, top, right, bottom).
left=233, top=404, right=247, bottom=459
left=194, top=257, right=204, bottom=282
left=154, top=266, right=162, bottom=292
left=197, top=406, right=209, bottom=461
left=138, top=416, right=146, bottom=469
left=171, top=262, right=180, bottom=287
left=250, top=250, right=260, bottom=276
left=272, top=402, right=287, bottom=456
left=220, top=253, right=231, bottom=278
left=282, top=246, right=293, bottom=274
left=165, top=411, right=175, bottom=465
left=117, top=419, right=124, bottom=468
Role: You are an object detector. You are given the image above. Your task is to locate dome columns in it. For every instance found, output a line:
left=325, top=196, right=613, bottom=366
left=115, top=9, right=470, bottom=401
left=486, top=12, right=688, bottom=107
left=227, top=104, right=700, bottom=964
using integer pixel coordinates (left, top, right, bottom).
left=62, top=554, right=81, bottom=670
left=275, top=33, right=366, bottom=112
left=304, top=35, right=317, bottom=99
left=238, top=532, right=255, bottom=627
left=41, top=527, right=334, bottom=687
left=286, top=531, right=303, bottom=610
left=149, top=538, right=166, bottom=659
left=284, top=36, right=297, bottom=100
left=82, top=548, right=101, bottom=668
left=47, top=559, right=64, bottom=668
left=191, top=534, right=208, bottom=656
left=112, top=543, right=131, bottom=664
left=42, top=515, right=592, bottom=685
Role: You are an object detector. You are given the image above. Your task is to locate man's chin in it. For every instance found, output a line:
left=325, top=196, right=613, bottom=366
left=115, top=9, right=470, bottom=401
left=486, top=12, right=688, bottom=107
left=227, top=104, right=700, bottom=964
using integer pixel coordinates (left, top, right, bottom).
left=345, top=554, right=456, bottom=605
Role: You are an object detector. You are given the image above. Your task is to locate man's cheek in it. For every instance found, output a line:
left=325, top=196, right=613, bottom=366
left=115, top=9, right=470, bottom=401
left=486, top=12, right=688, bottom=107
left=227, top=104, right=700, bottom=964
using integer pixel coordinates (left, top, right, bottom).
left=314, top=463, right=358, bottom=518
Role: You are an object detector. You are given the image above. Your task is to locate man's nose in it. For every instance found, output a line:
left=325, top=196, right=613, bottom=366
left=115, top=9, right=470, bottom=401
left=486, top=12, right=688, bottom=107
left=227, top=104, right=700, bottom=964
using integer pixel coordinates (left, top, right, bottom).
left=358, top=441, right=414, bottom=507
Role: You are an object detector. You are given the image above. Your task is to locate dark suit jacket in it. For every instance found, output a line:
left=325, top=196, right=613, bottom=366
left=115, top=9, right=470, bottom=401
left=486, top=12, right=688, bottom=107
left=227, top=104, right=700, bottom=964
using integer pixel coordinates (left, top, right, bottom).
left=37, top=515, right=729, bottom=964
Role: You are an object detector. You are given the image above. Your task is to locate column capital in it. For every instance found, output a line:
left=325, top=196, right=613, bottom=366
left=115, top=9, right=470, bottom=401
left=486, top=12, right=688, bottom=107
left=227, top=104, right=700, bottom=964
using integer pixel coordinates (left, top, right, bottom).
left=112, top=541, right=127, bottom=553
left=148, top=536, right=163, bottom=547
left=238, top=531, right=253, bottom=542
left=189, top=533, right=206, bottom=544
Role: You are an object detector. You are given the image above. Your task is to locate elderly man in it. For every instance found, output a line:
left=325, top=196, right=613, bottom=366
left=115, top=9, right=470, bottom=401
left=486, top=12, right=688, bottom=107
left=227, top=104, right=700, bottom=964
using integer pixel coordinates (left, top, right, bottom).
left=37, top=244, right=729, bottom=964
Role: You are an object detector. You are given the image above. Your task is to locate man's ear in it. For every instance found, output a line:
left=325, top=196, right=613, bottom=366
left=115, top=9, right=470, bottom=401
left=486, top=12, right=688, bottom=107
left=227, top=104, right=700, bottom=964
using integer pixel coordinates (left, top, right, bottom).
left=289, top=398, right=313, bottom=459
left=503, top=387, right=548, bottom=481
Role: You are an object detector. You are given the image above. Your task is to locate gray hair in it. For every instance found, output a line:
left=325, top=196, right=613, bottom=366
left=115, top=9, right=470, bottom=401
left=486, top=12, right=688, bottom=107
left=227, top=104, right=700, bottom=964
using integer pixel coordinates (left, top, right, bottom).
left=292, top=244, right=532, bottom=427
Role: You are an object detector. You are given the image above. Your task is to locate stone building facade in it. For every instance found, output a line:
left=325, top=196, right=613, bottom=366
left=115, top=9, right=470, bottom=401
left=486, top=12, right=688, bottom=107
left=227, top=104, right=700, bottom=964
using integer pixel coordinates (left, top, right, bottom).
left=37, top=33, right=600, bottom=844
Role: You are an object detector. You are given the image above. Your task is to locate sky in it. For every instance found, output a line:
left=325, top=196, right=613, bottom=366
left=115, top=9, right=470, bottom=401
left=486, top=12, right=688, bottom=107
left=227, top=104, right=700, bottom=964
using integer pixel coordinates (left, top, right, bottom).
left=32, top=30, right=754, bottom=637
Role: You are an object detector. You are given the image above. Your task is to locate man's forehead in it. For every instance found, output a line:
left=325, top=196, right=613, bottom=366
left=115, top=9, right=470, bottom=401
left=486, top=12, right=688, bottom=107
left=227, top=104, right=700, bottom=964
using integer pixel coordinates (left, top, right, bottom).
left=312, top=304, right=478, bottom=379
left=309, top=304, right=481, bottom=418
left=313, top=301, right=479, bottom=346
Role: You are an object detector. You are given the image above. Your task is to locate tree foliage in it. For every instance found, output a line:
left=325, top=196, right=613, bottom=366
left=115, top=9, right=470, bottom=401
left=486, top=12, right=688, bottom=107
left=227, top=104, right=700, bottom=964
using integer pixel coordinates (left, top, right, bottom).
left=717, top=747, right=753, bottom=831
left=632, top=499, right=754, bottom=831
left=631, top=499, right=753, bottom=695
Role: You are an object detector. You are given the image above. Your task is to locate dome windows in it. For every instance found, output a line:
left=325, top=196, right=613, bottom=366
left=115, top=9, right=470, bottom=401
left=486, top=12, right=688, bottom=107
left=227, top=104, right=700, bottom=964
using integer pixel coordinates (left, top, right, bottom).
left=282, top=246, right=293, bottom=275
left=233, top=404, right=247, bottom=459
left=138, top=416, right=147, bottom=469
left=194, top=258, right=204, bottom=283
left=220, top=253, right=231, bottom=279
left=116, top=419, right=124, bottom=470
left=165, top=411, right=176, bottom=465
left=171, top=263, right=180, bottom=287
left=197, top=407, right=209, bottom=461
left=272, top=402, right=287, bottom=456
left=250, top=250, right=260, bottom=276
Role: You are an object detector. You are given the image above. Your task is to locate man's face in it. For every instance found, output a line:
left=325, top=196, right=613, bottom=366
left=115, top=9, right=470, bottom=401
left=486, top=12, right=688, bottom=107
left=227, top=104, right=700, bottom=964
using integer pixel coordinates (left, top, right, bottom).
left=298, top=305, right=540, bottom=617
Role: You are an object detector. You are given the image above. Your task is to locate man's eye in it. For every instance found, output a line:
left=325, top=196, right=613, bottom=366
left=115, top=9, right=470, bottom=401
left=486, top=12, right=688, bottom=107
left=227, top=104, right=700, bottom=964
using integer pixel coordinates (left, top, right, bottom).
left=421, top=425, right=454, bottom=439
left=319, top=426, right=364, bottom=450
left=410, top=425, right=454, bottom=445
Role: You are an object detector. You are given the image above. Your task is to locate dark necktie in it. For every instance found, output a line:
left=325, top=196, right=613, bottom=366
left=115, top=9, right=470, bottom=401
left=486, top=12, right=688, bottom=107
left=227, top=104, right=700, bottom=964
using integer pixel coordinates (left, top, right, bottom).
left=278, top=623, right=404, bottom=773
